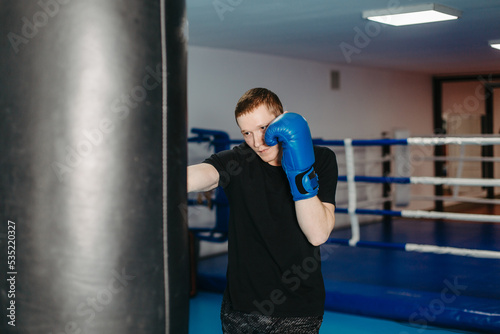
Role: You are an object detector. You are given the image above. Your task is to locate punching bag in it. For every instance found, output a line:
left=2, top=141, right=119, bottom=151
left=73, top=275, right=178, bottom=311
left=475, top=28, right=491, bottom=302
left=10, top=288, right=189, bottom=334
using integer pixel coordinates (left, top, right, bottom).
left=0, top=0, right=189, bottom=333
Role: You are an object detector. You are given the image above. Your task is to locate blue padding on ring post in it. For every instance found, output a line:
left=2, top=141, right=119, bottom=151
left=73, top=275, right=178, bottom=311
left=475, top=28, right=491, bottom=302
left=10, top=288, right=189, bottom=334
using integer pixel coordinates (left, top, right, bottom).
left=190, top=128, right=231, bottom=153
left=188, top=129, right=231, bottom=243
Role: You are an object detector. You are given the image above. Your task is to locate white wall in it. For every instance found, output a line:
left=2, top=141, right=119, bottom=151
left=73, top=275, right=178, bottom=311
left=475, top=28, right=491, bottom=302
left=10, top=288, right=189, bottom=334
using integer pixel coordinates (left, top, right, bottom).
left=187, top=46, right=433, bottom=140
left=187, top=46, right=434, bottom=255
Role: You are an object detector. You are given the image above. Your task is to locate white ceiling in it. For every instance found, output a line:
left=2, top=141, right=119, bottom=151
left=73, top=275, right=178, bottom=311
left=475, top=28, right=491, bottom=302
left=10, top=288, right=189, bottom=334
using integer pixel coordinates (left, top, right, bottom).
left=186, top=0, right=500, bottom=75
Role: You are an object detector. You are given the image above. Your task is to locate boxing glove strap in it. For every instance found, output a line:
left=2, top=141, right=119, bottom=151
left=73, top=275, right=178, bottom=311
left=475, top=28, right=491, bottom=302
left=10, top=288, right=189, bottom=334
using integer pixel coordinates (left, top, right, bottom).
left=290, top=166, right=319, bottom=200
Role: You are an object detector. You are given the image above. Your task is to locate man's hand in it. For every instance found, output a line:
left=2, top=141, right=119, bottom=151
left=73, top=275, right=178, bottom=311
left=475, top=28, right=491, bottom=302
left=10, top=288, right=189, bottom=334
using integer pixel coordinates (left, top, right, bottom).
left=265, top=112, right=318, bottom=201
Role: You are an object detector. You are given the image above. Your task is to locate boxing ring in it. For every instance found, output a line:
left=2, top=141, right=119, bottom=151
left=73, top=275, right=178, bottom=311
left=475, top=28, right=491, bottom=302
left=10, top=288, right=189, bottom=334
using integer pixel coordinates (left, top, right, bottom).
left=188, top=129, right=500, bottom=333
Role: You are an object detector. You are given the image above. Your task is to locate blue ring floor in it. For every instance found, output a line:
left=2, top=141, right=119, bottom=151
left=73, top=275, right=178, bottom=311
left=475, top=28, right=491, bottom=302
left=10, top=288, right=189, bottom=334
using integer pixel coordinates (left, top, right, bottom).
left=193, top=218, right=500, bottom=333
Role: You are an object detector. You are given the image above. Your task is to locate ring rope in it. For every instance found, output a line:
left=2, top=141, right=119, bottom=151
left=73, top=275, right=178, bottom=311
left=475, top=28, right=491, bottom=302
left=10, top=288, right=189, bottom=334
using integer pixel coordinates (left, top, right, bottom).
left=336, top=156, right=392, bottom=166
left=423, top=156, right=500, bottom=163
left=401, top=209, right=500, bottom=223
left=338, top=175, right=500, bottom=187
left=335, top=207, right=500, bottom=223
left=351, top=197, right=392, bottom=208
left=326, top=238, right=500, bottom=259
left=407, top=137, right=500, bottom=146
left=412, top=195, right=500, bottom=205
left=189, top=130, right=500, bottom=147
left=405, top=243, right=500, bottom=259
left=314, top=136, right=500, bottom=147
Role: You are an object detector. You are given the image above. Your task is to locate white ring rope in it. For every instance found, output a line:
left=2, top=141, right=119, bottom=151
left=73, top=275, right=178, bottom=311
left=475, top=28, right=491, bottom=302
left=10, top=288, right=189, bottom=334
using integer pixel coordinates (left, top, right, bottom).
left=410, top=176, right=500, bottom=187
left=355, top=197, right=392, bottom=208
left=336, top=156, right=392, bottom=166
left=401, top=210, right=500, bottom=223
left=423, top=156, right=500, bottom=163
left=412, top=195, right=500, bottom=206
left=408, top=137, right=500, bottom=145
left=405, top=243, right=500, bottom=259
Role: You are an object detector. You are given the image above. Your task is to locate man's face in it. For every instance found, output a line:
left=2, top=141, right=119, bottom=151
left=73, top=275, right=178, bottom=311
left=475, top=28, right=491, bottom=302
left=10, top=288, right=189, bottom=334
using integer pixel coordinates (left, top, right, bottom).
left=236, top=104, right=281, bottom=166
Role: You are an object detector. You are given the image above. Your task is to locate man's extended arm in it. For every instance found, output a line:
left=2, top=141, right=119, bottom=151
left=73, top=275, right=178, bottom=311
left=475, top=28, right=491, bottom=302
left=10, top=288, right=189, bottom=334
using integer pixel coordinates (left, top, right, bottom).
left=187, top=163, right=219, bottom=193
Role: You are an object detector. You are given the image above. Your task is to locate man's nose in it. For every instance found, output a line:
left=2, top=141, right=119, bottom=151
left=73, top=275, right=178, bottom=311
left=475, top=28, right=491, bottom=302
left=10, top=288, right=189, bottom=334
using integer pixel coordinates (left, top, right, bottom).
left=254, top=132, right=265, bottom=147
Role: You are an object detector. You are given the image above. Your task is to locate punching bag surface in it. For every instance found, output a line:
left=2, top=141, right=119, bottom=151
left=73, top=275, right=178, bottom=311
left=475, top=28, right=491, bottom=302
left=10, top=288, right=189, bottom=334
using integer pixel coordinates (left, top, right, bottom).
left=0, top=1, right=188, bottom=333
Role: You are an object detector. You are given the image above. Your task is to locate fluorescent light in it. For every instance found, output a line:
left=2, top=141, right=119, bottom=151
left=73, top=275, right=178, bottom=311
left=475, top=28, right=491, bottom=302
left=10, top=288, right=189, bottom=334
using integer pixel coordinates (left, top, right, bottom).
left=363, top=4, right=462, bottom=26
left=490, top=40, right=500, bottom=50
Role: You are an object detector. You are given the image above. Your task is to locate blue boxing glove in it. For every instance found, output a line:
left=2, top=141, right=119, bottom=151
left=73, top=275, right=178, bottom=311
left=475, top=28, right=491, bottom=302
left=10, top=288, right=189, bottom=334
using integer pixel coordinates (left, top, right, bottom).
left=265, top=112, right=319, bottom=201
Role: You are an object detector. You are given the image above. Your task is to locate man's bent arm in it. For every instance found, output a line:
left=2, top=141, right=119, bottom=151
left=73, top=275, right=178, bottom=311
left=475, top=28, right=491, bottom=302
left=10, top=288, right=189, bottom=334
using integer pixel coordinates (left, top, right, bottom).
left=295, top=197, right=335, bottom=246
left=187, top=163, right=220, bottom=193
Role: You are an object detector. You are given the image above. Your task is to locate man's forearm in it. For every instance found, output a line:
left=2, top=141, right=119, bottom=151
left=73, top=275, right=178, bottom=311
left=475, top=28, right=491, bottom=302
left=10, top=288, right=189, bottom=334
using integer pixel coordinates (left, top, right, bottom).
left=295, top=197, right=335, bottom=246
left=187, top=163, right=219, bottom=193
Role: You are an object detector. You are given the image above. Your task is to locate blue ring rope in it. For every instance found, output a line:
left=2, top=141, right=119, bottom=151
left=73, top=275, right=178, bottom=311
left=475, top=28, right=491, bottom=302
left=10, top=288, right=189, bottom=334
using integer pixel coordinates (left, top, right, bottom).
left=335, top=208, right=403, bottom=217
left=313, top=138, right=409, bottom=146
left=327, top=238, right=407, bottom=251
left=338, top=176, right=411, bottom=184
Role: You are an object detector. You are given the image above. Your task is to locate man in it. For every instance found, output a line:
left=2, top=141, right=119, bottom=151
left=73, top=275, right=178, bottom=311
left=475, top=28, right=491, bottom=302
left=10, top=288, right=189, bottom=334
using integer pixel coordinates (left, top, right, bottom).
left=188, top=88, right=338, bottom=333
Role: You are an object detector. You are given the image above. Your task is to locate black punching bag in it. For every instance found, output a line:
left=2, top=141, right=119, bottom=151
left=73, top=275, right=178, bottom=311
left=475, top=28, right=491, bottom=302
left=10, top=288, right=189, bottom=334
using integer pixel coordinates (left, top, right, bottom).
left=0, top=1, right=189, bottom=333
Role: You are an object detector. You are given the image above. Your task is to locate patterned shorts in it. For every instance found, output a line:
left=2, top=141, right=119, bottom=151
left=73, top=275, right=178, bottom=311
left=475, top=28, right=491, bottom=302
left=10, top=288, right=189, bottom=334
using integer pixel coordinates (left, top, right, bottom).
left=220, top=292, right=323, bottom=334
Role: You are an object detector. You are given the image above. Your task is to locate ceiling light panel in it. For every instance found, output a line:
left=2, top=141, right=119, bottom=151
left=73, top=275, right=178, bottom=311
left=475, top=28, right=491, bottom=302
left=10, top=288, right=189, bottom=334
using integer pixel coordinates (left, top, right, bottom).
left=363, top=3, right=462, bottom=26
left=489, top=40, right=500, bottom=50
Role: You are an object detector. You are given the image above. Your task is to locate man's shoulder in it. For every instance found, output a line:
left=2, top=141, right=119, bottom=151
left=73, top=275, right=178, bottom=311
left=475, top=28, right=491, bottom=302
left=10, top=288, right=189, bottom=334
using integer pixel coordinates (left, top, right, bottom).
left=226, top=142, right=254, bottom=158
left=208, top=142, right=256, bottom=164
left=314, top=145, right=336, bottom=160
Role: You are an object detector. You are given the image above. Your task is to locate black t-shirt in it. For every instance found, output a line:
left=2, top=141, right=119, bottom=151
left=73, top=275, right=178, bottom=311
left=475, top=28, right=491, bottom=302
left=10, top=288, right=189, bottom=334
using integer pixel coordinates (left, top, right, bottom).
left=204, top=143, right=338, bottom=317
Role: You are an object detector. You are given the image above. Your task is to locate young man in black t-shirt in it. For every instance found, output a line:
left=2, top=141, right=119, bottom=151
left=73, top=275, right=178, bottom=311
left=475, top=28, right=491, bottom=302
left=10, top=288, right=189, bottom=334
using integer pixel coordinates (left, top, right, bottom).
left=188, top=88, right=338, bottom=333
